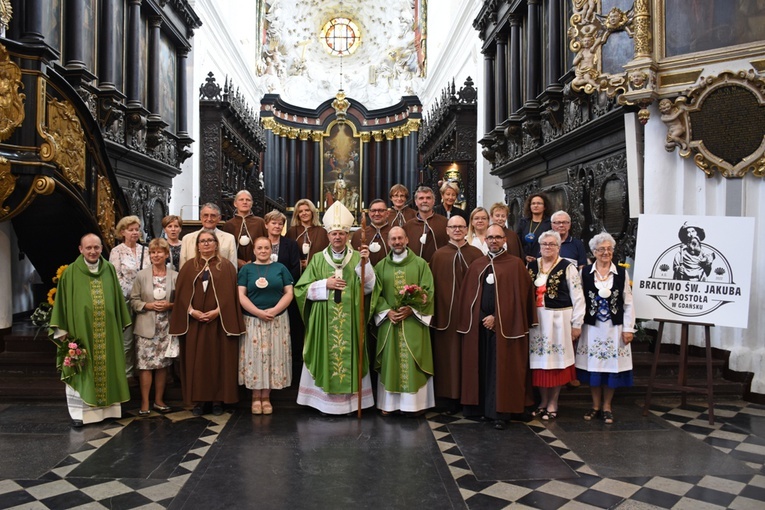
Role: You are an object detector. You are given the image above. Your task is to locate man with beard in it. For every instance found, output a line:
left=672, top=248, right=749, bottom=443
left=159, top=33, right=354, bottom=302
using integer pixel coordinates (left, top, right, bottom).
left=351, top=199, right=391, bottom=267
left=403, top=186, right=449, bottom=262
left=429, top=215, right=484, bottom=412
left=458, top=224, right=537, bottom=429
left=373, top=227, right=435, bottom=415
left=220, top=190, right=267, bottom=269
left=673, top=223, right=716, bottom=281
left=179, top=203, right=237, bottom=269
left=295, top=201, right=376, bottom=415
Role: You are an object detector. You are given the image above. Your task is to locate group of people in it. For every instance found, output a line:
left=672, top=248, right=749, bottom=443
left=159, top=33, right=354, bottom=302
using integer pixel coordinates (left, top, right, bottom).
left=50, top=185, right=635, bottom=431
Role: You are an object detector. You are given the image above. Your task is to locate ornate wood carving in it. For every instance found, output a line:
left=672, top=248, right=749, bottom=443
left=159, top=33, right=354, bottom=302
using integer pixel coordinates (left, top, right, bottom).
left=97, top=174, right=117, bottom=249
left=0, top=43, right=25, bottom=143
left=0, top=155, right=14, bottom=217
left=42, top=98, right=87, bottom=189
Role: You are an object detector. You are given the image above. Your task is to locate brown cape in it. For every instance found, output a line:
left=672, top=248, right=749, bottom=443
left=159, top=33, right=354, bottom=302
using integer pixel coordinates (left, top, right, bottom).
left=403, top=213, right=449, bottom=263
left=457, top=251, right=538, bottom=413
left=503, top=227, right=524, bottom=259
left=220, top=214, right=267, bottom=267
left=351, top=223, right=391, bottom=266
left=429, top=242, right=484, bottom=399
left=286, top=225, right=329, bottom=266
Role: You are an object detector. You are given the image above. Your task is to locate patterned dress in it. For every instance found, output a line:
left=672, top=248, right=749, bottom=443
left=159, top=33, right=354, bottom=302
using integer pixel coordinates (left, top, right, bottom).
left=135, top=275, right=173, bottom=370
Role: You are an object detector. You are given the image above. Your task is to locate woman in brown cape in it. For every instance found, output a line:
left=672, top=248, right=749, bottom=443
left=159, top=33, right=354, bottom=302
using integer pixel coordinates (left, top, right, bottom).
left=169, top=230, right=245, bottom=416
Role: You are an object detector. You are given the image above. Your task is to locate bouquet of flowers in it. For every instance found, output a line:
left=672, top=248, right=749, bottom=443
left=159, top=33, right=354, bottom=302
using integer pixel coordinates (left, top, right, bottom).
left=52, top=337, right=88, bottom=381
left=30, top=265, right=67, bottom=337
left=394, top=284, right=428, bottom=312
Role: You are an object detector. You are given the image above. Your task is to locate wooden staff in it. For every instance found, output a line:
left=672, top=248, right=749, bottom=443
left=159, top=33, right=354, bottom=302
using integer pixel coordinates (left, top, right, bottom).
left=357, top=211, right=367, bottom=418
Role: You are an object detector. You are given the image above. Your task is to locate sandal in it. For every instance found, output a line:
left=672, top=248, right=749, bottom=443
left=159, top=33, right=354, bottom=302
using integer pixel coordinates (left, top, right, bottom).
left=262, top=401, right=273, bottom=415
left=251, top=401, right=262, bottom=415
left=531, top=407, right=547, bottom=417
left=584, top=409, right=602, bottom=421
left=542, top=410, right=557, bottom=421
left=603, top=411, right=614, bottom=424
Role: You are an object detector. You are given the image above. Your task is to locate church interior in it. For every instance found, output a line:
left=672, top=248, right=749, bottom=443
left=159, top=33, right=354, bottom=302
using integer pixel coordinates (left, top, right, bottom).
left=1, top=1, right=765, bottom=508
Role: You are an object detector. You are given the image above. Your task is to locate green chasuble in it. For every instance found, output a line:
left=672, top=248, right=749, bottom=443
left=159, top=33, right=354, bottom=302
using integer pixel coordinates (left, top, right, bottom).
left=49, top=255, right=132, bottom=407
left=373, top=248, right=435, bottom=393
left=295, top=246, right=375, bottom=394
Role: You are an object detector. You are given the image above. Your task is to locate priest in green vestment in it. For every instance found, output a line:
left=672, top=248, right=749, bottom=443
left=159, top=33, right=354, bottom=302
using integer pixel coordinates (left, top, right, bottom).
left=373, top=227, right=435, bottom=414
left=50, top=234, right=132, bottom=427
left=295, top=201, right=377, bottom=415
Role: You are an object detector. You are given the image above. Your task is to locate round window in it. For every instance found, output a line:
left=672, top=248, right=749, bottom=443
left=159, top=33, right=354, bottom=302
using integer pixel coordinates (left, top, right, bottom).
left=321, top=18, right=360, bottom=56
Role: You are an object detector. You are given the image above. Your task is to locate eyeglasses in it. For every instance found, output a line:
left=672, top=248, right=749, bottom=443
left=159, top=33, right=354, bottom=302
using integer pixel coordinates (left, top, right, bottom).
left=198, top=239, right=217, bottom=244
left=486, top=235, right=505, bottom=241
left=595, top=247, right=614, bottom=253
left=551, top=221, right=570, bottom=225
left=540, top=242, right=559, bottom=248
left=369, top=209, right=387, bottom=214
left=447, top=225, right=467, bottom=230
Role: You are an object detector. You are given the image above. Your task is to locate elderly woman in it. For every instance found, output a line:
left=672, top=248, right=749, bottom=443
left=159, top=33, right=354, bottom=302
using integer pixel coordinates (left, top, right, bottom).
left=387, top=184, right=417, bottom=228
left=434, top=181, right=468, bottom=221
left=286, top=199, right=329, bottom=271
left=238, top=237, right=295, bottom=414
left=550, top=210, right=588, bottom=269
left=130, top=238, right=177, bottom=415
left=162, top=215, right=183, bottom=271
left=110, top=215, right=148, bottom=379
left=220, top=190, right=267, bottom=269
left=527, top=231, right=585, bottom=420
left=516, top=192, right=552, bottom=263
left=169, top=231, right=245, bottom=416
left=575, top=232, right=635, bottom=424
left=467, top=207, right=490, bottom=255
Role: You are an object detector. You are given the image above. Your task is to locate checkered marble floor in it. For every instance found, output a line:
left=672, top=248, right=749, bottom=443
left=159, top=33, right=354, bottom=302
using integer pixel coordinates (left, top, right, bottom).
left=426, top=400, right=765, bottom=509
left=0, top=408, right=231, bottom=510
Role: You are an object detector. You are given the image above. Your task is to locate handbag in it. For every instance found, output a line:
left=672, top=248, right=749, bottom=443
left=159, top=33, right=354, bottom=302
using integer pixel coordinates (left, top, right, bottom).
left=164, top=336, right=180, bottom=358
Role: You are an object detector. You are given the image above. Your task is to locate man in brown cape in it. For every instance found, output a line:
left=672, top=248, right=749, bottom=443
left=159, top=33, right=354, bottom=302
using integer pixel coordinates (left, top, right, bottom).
left=430, top=215, right=483, bottom=413
left=220, top=190, right=267, bottom=269
left=457, top=224, right=537, bottom=429
left=351, top=199, right=391, bottom=267
left=403, top=186, right=449, bottom=263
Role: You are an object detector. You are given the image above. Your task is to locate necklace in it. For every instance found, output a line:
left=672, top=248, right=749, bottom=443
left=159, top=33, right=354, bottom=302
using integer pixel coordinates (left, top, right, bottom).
left=525, top=219, right=542, bottom=243
left=535, top=257, right=559, bottom=287
left=254, top=262, right=270, bottom=288
left=595, top=265, right=612, bottom=298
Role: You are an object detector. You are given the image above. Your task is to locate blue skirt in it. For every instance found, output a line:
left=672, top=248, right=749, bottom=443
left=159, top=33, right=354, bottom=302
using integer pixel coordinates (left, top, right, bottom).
left=576, top=369, right=633, bottom=389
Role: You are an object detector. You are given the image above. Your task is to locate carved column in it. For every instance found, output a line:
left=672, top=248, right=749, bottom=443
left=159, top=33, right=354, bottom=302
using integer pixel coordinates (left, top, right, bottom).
left=362, top=139, right=370, bottom=206
left=125, top=0, right=142, bottom=107
left=495, top=36, right=508, bottom=125
left=99, top=0, right=117, bottom=87
left=288, top=136, right=297, bottom=204
left=546, top=0, right=563, bottom=91
left=177, top=49, right=190, bottom=137
left=509, top=16, right=522, bottom=113
left=278, top=135, right=287, bottom=202
left=483, top=54, right=495, bottom=132
left=385, top=136, right=394, bottom=187
left=374, top=134, right=383, bottom=197
left=21, top=0, right=44, bottom=42
left=299, top=136, right=308, bottom=199
left=147, top=17, right=162, bottom=118
left=526, top=0, right=541, bottom=105
left=395, top=136, right=403, bottom=186
left=312, top=134, right=321, bottom=201
left=64, top=0, right=86, bottom=69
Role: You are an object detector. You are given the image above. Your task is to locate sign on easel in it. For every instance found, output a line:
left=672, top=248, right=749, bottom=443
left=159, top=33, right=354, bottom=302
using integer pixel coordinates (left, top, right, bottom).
left=632, top=214, right=754, bottom=328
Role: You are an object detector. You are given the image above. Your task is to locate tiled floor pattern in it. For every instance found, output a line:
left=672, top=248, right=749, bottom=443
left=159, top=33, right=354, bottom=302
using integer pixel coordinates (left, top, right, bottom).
left=428, top=401, right=765, bottom=509
left=1, top=401, right=765, bottom=509
left=0, top=408, right=231, bottom=510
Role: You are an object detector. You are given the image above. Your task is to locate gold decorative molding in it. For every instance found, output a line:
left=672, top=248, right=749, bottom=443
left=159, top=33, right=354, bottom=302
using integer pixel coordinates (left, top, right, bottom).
left=97, top=175, right=117, bottom=248
left=0, top=156, right=55, bottom=222
left=0, top=156, right=14, bottom=217
left=40, top=98, right=86, bottom=189
left=0, top=1, right=12, bottom=34
left=0, top=43, right=26, bottom=142
left=660, top=70, right=765, bottom=179
left=332, top=89, right=350, bottom=123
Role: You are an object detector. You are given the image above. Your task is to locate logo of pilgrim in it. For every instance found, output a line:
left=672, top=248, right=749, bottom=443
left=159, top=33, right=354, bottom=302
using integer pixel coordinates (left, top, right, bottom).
left=638, top=222, right=741, bottom=317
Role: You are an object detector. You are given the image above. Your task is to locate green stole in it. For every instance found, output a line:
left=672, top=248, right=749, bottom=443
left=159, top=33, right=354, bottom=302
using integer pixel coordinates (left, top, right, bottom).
left=373, top=248, right=435, bottom=393
left=49, top=255, right=131, bottom=407
left=294, top=246, right=375, bottom=394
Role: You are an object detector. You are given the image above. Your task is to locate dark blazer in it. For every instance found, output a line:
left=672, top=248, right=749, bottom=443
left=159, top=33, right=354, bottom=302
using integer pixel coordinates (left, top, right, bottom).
left=434, top=203, right=470, bottom=221
left=276, top=236, right=301, bottom=283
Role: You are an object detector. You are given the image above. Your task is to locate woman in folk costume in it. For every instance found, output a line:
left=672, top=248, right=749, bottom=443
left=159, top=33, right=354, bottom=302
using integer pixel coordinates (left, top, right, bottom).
left=295, top=201, right=377, bottom=415
left=169, top=230, right=245, bottom=417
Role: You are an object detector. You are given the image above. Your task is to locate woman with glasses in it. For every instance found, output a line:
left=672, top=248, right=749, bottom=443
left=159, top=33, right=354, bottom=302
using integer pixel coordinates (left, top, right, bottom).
left=169, top=231, right=245, bottom=417
left=550, top=210, right=588, bottom=269
left=516, top=193, right=552, bottom=264
left=575, top=233, right=635, bottom=424
left=527, top=231, right=585, bottom=420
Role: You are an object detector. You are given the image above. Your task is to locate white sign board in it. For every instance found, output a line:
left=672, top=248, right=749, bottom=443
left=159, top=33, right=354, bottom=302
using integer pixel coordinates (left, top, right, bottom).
left=632, top=214, right=754, bottom=328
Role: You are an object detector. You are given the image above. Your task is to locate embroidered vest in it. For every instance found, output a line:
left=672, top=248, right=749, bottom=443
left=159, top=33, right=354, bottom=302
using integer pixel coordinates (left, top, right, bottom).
left=582, top=264, right=626, bottom=325
left=528, top=259, right=573, bottom=309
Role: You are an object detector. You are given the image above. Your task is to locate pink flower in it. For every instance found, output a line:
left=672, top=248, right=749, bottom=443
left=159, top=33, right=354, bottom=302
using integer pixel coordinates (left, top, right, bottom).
left=75, top=349, right=82, bottom=356
left=68, top=349, right=76, bottom=357
left=63, top=358, right=72, bottom=367
left=68, top=342, right=78, bottom=349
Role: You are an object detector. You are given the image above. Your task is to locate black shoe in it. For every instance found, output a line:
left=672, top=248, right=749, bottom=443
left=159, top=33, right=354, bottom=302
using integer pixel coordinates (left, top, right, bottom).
left=511, top=411, right=534, bottom=423
left=493, top=420, right=506, bottom=430
left=212, top=404, right=224, bottom=416
left=71, top=419, right=84, bottom=428
left=192, top=404, right=204, bottom=416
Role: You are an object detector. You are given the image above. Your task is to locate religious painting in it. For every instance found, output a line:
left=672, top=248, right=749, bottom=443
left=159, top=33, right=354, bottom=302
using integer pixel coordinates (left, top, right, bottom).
left=664, top=0, right=765, bottom=58
left=41, top=0, right=62, bottom=54
left=321, top=122, right=362, bottom=215
left=414, top=0, right=427, bottom=77
left=159, top=33, right=177, bottom=133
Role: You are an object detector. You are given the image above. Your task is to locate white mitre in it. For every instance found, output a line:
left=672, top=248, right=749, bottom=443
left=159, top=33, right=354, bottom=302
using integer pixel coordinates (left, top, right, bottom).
left=323, top=201, right=354, bottom=233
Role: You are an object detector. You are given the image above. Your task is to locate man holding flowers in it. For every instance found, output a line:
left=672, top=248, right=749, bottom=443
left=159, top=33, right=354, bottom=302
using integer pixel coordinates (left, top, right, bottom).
left=372, top=227, right=435, bottom=415
left=50, top=233, right=132, bottom=428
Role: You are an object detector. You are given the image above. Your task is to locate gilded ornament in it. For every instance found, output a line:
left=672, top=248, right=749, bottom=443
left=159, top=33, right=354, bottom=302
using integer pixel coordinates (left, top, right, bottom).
left=0, top=155, right=14, bottom=217
left=43, top=99, right=86, bottom=189
left=0, top=43, right=26, bottom=143
left=97, top=175, right=117, bottom=248
left=0, top=0, right=11, bottom=33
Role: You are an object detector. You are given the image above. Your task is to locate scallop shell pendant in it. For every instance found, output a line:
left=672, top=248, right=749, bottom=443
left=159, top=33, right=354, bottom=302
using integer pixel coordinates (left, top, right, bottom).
left=419, top=233, right=427, bottom=245
left=153, top=288, right=167, bottom=300
left=369, top=242, right=381, bottom=253
left=598, top=288, right=612, bottom=298
left=302, top=242, right=310, bottom=255
left=270, top=253, right=278, bottom=262
left=534, top=277, right=546, bottom=287
left=485, top=273, right=495, bottom=285
left=239, top=235, right=251, bottom=246
left=256, top=277, right=269, bottom=289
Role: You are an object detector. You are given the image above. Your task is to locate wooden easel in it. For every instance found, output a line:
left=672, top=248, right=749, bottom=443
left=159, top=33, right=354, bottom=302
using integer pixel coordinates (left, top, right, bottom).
left=642, top=319, right=716, bottom=425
